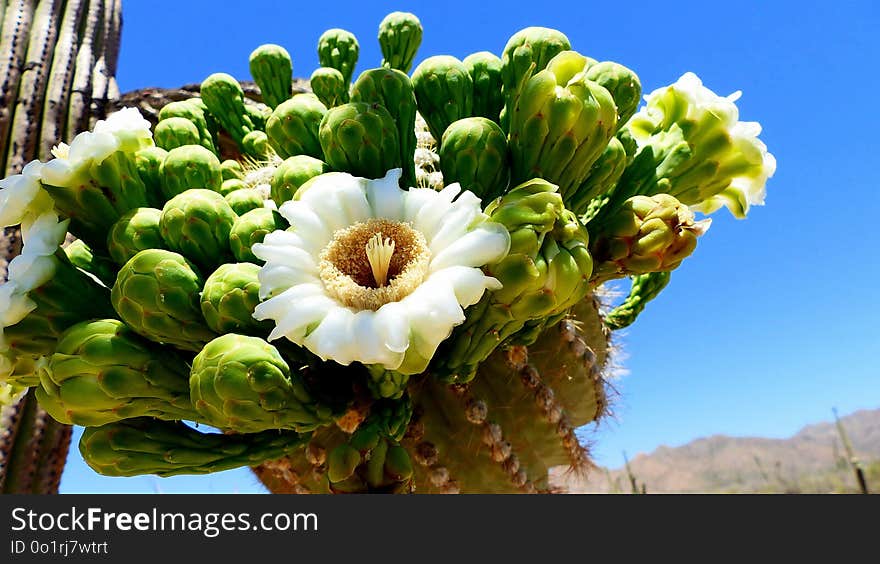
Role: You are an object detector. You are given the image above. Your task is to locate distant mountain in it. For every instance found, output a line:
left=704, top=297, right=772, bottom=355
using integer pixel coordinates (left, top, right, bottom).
left=556, top=408, right=880, bottom=493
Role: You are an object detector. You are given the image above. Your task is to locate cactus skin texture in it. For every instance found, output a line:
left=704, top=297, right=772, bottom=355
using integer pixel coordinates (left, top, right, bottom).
left=439, top=117, right=510, bottom=202
left=412, top=56, right=474, bottom=146
left=318, top=102, right=401, bottom=179
left=317, top=29, right=359, bottom=86
left=350, top=68, right=418, bottom=186
left=378, top=12, right=423, bottom=74
left=249, top=44, right=293, bottom=109
left=0, top=0, right=122, bottom=494
left=265, top=94, right=327, bottom=159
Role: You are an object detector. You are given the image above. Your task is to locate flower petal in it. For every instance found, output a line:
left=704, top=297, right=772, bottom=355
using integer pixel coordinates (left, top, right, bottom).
left=430, top=222, right=510, bottom=271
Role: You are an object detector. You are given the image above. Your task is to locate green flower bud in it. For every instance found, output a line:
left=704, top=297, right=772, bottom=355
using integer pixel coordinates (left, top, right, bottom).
left=351, top=67, right=418, bottom=185
left=106, top=207, right=165, bottom=265
left=159, top=189, right=237, bottom=270
left=378, top=11, right=423, bottom=73
left=318, top=102, right=401, bottom=178
left=229, top=208, right=287, bottom=264
left=224, top=188, right=264, bottom=215
left=412, top=56, right=473, bottom=145
left=249, top=44, right=293, bottom=109
left=110, top=249, right=215, bottom=351
left=35, top=319, right=196, bottom=426
left=439, top=117, right=510, bottom=202
left=154, top=117, right=201, bottom=151
left=190, top=334, right=331, bottom=433
left=200, top=263, right=268, bottom=334
left=317, top=29, right=360, bottom=85
left=310, top=67, right=349, bottom=108
left=270, top=155, right=329, bottom=204
left=265, top=94, right=327, bottom=159
left=463, top=51, right=505, bottom=123
left=160, top=145, right=223, bottom=200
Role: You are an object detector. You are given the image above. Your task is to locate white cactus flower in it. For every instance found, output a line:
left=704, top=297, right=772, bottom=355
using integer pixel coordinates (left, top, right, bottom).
left=42, top=107, right=153, bottom=187
left=628, top=72, right=776, bottom=218
left=0, top=160, right=53, bottom=229
left=253, top=168, right=510, bottom=375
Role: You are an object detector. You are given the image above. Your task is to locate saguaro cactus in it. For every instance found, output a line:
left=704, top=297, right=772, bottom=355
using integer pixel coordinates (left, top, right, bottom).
left=0, top=0, right=123, bottom=494
left=0, top=12, right=775, bottom=494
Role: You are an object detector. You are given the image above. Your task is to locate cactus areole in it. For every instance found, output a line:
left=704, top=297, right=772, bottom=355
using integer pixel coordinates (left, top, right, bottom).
left=0, top=12, right=775, bottom=494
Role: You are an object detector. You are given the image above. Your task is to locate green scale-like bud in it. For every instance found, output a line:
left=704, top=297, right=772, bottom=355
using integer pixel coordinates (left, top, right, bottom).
left=224, top=188, right=264, bottom=215
left=134, top=146, right=168, bottom=196
left=35, top=319, right=196, bottom=426
left=249, top=44, right=293, bottom=109
left=158, top=99, right=218, bottom=154
left=568, top=136, right=627, bottom=216
left=464, top=51, right=505, bottom=123
left=434, top=179, right=593, bottom=382
left=106, top=207, right=165, bottom=265
left=79, top=417, right=310, bottom=477
left=200, top=73, right=255, bottom=148
left=318, top=102, right=401, bottom=179
left=587, top=193, right=710, bottom=284
left=229, top=208, right=287, bottom=264
left=411, top=56, right=473, bottom=145
left=265, top=94, right=327, bottom=160
left=500, top=27, right=572, bottom=130
left=310, top=67, right=349, bottom=108
left=189, top=334, right=332, bottom=433
left=3, top=252, right=115, bottom=364
left=110, top=249, right=216, bottom=352
left=585, top=61, right=642, bottom=128
left=200, top=263, right=267, bottom=334
left=508, top=50, right=618, bottom=205
left=63, top=240, right=116, bottom=287
left=351, top=68, right=418, bottom=186
left=153, top=117, right=201, bottom=151
left=270, top=155, right=329, bottom=204
left=41, top=151, right=154, bottom=250
left=241, top=130, right=274, bottom=160
left=159, top=189, right=237, bottom=271
left=439, top=117, right=510, bottom=201
left=604, top=271, right=671, bottom=330
left=317, top=28, right=359, bottom=85
left=160, top=145, right=223, bottom=200
left=218, top=178, right=246, bottom=196
left=378, top=11, right=422, bottom=73
left=220, top=159, right=244, bottom=181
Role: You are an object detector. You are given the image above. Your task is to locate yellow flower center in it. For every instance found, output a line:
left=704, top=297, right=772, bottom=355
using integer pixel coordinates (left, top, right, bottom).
left=319, top=218, right=431, bottom=311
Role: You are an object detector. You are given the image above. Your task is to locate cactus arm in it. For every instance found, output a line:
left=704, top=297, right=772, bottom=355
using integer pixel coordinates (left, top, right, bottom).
left=0, top=0, right=36, bottom=176
left=0, top=389, right=72, bottom=494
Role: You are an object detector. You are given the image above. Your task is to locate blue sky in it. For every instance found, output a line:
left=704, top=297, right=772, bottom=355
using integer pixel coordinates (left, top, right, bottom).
left=60, top=0, right=880, bottom=492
